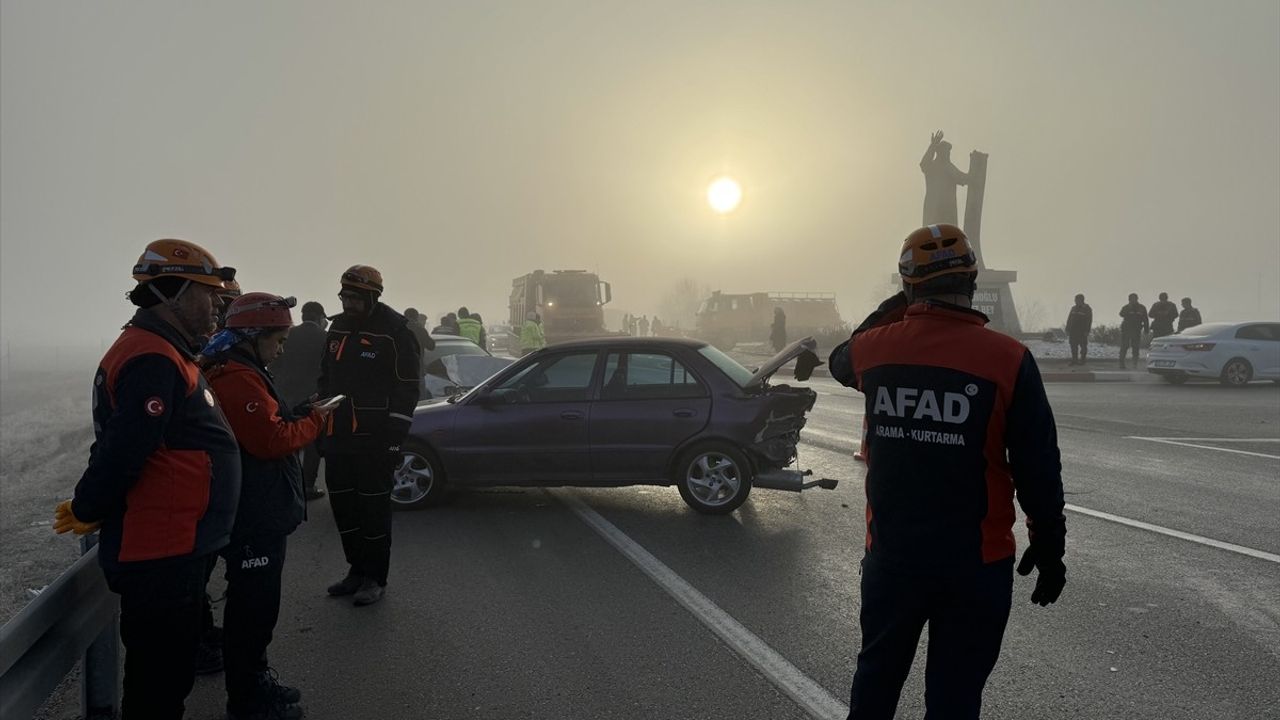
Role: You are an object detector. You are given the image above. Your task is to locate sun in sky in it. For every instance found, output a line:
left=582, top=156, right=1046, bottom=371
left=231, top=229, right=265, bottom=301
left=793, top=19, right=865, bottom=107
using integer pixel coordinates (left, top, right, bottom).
left=707, top=176, right=742, bottom=214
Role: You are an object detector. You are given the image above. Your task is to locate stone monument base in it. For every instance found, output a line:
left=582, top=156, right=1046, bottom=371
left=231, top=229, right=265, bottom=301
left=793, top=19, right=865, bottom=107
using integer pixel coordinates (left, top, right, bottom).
left=975, top=269, right=1020, bottom=335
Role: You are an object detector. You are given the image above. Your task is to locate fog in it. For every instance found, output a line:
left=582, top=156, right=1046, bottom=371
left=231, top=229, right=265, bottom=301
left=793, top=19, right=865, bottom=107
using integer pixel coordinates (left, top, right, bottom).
left=3, top=0, right=1278, bottom=352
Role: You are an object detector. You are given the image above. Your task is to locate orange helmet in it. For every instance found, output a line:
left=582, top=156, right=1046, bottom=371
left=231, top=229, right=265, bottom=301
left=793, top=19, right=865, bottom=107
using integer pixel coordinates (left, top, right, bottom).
left=132, top=239, right=236, bottom=289
left=897, top=224, right=976, bottom=285
left=341, top=265, right=383, bottom=294
left=224, top=292, right=296, bottom=330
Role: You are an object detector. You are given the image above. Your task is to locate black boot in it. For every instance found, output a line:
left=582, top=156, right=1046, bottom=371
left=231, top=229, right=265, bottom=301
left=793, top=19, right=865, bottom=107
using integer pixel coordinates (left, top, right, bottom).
left=352, top=579, right=385, bottom=607
left=326, top=573, right=364, bottom=597
left=196, top=624, right=224, bottom=675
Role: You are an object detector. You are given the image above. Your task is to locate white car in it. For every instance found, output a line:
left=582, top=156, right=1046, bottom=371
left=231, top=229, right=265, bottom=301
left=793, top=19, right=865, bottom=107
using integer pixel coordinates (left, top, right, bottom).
left=1146, top=322, right=1280, bottom=386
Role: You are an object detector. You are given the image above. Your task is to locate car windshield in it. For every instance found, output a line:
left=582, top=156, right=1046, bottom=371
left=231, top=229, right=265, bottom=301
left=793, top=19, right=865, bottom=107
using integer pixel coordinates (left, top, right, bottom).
left=697, top=345, right=754, bottom=387
left=1175, top=323, right=1232, bottom=338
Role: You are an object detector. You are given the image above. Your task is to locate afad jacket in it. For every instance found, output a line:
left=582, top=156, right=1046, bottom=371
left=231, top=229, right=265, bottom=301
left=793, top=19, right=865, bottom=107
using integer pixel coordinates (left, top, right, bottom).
left=319, top=303, right=422, bottom=453
left=206, top=348, right=324, bottom=539
left=72, top=309, right=241, bottom=581
left=829, top=296, right=1066, bottom=573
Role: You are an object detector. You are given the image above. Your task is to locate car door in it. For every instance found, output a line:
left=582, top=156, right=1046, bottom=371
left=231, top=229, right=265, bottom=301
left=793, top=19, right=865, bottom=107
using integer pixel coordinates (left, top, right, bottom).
left=589, top=350, right=711, bottom=482
left=1233, top=324, right=1277, bottom=378
left=457, top=350, right=601, bottom=485
left=1256, top=324, right=1280, bottom=378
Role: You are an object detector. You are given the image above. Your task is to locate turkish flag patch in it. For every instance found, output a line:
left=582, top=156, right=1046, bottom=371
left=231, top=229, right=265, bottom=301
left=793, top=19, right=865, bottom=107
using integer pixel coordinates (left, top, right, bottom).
left=245, top=401, right=260, bottom=414
left=144, top=397, right=166, bottom=417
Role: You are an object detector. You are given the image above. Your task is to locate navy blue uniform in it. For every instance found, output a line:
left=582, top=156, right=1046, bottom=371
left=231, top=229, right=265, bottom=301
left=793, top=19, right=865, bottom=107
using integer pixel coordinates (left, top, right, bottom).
left=72, top=309, right=241, bottom=720
left=319, top=303, right=420, bottom=586
left=830, top=297, right=1065, bottom=720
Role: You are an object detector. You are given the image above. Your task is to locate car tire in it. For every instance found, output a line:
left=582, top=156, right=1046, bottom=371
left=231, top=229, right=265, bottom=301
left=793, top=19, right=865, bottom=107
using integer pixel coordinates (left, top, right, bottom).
left=390, top=444, right=449, bottom=510
left=1161, top=373, right=1188, bottom=385
left=674, top=442, right=753, bottom=515
left=1219, top=358, right=1253, bottom=387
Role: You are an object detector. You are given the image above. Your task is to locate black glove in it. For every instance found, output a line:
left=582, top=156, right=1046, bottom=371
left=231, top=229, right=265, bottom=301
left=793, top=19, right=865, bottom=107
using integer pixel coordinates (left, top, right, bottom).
left=793, top=350, right=821, bottom=381
left=1016, top=543, right=1066, bottom=606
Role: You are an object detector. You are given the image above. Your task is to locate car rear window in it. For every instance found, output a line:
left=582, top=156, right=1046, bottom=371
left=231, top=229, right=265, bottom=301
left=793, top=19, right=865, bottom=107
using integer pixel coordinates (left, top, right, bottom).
left=697, top=346, right=753, bottom=387
left=1176, top=323, right=1232, bottom=338
left=423, top=341, right=490, bottom=377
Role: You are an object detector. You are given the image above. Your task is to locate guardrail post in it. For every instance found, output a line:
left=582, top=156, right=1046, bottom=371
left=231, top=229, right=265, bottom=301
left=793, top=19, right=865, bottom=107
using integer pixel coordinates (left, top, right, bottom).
left=79, top=534, right=118, bottom=719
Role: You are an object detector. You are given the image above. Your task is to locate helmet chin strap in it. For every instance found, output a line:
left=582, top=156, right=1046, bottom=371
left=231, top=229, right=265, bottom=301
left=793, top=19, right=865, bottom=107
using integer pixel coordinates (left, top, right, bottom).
left=148, top=279, right=192, bottom=304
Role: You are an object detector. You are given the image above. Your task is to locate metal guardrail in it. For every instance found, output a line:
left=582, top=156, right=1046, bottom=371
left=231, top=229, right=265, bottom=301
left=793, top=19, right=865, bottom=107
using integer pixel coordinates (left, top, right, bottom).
left=0, top=535, right=119, bottom=720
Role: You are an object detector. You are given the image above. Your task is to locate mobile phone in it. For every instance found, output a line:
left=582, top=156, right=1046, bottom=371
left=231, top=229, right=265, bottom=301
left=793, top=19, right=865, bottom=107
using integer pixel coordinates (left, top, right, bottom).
left=315, top=394, right=347, bottom=411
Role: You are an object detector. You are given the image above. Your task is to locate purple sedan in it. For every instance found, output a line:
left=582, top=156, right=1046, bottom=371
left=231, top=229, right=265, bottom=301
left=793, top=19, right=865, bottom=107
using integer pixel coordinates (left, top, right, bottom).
left=391, top=336, right=837, bottom=514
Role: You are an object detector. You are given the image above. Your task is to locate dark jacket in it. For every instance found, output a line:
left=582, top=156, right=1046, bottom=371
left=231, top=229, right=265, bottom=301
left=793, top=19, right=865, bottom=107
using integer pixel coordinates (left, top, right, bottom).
left=1149, top=300, right=1178, bottom=334
left=319, top=303, right=422, bottom=453
left=206, top=350, right=323, bottom=539
left=409, top=323, right=436, bottom=352
left=1065, top=303, right=1092, bottom=338
left=829, top=296, right=1065, bottom=572
left=269, top=320, right=327, bottom=407
left=72, top=309, right=241, bottom=580
left=1119, top=302, right=1149, bottom=332
left=1177, top=307, right=1203, bottom=332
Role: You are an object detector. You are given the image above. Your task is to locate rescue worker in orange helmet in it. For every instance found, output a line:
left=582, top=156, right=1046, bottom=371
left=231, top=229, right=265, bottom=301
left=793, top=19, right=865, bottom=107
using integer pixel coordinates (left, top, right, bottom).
left=54, top=239, right=241, bottom=720
left=828, top=224, right=1066, bottom=719
left=319, top=265, right=421, bottom=606
left=203, top=292, right=335, bottom=719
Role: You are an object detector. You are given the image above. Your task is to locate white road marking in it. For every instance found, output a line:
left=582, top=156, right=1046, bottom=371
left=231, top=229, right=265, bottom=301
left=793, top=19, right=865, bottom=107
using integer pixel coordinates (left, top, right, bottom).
left=1131, top=437, right=1280, bottom=443
left=1065, top=504, right=1280, bottom=564
left=556, top=491, right=849, bottom=720
left=1125, top=436, right=1280, bottom=460
left=796, top=437, right=1280, bottom=563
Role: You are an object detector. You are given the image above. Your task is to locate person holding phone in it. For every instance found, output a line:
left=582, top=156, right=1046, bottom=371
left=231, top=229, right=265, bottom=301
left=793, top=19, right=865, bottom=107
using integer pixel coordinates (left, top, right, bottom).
left=203, top=292, right=335, bottom=720
left=319, top=265, right=421, bottom=607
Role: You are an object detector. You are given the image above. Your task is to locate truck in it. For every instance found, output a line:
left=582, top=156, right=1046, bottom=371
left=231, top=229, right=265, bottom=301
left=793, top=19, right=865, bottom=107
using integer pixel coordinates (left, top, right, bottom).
left=509, top=269, right=614, bottom=346
left=695, top=291, right=845, bottom=351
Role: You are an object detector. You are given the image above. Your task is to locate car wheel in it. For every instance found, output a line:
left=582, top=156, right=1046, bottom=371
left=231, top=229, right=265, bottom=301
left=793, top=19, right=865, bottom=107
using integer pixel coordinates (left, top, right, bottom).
left=1219, top=358, right=1253, bottom=387
left=1161, top=373, right=1188, bottom=385
left=674, top=443, right=753, bottom=515
left=391, top=445, right=449, bottom=510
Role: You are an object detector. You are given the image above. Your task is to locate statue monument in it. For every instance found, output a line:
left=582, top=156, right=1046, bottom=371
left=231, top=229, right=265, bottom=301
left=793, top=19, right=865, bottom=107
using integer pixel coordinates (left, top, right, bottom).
left=916, top=131, right=1021, bottom=334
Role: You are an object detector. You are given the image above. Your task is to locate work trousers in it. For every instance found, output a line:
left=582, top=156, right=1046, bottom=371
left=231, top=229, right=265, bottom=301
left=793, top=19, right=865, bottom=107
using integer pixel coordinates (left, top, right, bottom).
left=326, top=452, right=394, bottom=585
left=1119, top=327, right=1142, bottom=363
left=114, top=554, right=210, bottom=720
left=848, top=556, right=1014, bottom=720
left=1069, top=335, right=1088, bottom=363
left=222, top=534, right=288, bottom=706
left=302, top=442, right=322, bottom=493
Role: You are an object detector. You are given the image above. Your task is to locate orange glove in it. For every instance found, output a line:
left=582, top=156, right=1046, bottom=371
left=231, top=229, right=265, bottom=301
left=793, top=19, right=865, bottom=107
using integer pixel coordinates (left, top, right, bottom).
left=53, top=499, right=100, bottom=536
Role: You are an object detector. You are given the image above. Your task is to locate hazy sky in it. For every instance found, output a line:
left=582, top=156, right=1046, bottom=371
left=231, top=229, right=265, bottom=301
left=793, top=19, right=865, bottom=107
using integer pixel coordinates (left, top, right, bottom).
left=3, top=0, right=1278, bottom=347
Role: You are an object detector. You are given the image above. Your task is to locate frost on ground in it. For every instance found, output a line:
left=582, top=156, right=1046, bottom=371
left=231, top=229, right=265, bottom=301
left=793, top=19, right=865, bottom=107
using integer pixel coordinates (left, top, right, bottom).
left=0, top=369, right=94, bottom=625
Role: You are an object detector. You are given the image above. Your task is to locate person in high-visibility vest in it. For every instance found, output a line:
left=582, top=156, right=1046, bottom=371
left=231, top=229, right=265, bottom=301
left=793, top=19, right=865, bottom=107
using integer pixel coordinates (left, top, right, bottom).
left=520, top=311, right=547, bottom=356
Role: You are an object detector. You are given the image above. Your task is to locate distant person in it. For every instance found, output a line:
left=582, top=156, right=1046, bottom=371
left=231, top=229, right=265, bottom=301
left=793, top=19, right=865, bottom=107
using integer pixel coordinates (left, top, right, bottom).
left=204, top=293, right=332, bottom=720
left=433, top=312, right=459, bottom=336
left=770, top=307, right=788, bottom=352
left=215, top=279, right=243, bottom=330
left=403, top=308, right=437, bottom=352
left=652, top=317, right=664, bottom=336
left=55, top=239, right=240, bottom=719
left=456, top=306, right=483, bottom=346
left=320, top=266, right=421, bottom=607
left=520, top=311, right=547, bottom=356
left=1065, top=294, right=1093, bottom=366
left=1149, top=292, right=1178, bottom=338
left=1177, top=298, right=1202, bottom=332
left=471, top=312, right=487, bottom=349
left=1118, top=293, right=1149, bottom=369
left=269, top=300, right=330, bottom=501
left=638, top=315, right=650, bottom=338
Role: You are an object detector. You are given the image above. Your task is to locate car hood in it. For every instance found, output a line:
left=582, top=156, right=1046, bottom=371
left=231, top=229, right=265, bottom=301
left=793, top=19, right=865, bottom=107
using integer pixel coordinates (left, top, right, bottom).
left=744, top=336, right=819, bottom=389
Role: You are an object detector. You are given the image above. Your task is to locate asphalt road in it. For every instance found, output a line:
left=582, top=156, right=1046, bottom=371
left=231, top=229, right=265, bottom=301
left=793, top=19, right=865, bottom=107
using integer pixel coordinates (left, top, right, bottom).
left=180, top=378, right=1280, bottom=720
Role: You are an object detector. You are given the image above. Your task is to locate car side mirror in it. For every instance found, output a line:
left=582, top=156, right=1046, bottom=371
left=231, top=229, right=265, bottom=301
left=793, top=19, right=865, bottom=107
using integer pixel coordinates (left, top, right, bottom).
left=480, top=388, right=519, bottom=406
